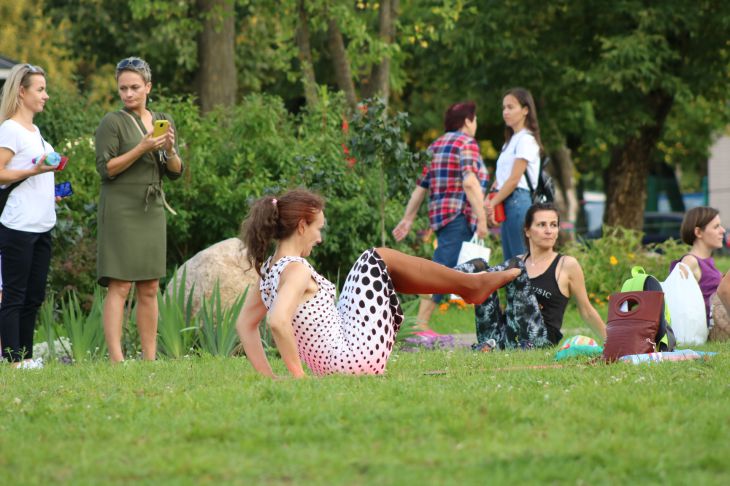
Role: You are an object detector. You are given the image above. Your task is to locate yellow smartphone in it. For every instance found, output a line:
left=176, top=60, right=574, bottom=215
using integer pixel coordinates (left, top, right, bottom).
left=152, top=120, right=170, bottom=137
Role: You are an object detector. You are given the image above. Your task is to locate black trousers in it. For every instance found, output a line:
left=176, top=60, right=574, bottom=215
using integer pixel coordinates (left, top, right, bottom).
left=0, top=224, right=52, bottom=362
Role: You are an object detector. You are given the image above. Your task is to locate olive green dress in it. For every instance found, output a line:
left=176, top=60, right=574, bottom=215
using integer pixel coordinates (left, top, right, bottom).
left=95, top=108, right=183, bottom=286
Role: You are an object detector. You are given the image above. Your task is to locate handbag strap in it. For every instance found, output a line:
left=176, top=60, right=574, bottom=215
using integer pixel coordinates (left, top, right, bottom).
left=511, top=130, right=541, bottom=193
left=2, top=127, right=47, bottom=195
left=118, top=109, right=177, bottom=216
left=120, top=109, right=148, bottom=138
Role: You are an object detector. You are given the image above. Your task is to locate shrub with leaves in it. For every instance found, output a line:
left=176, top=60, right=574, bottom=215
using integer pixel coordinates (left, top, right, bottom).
left=564, top=227, right=686, bottom=306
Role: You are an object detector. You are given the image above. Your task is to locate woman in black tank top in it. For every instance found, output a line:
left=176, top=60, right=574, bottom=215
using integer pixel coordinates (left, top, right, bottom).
left=528, top=253, right=569, bottom=344
left=522, top=204, right=605, bottom=344
left=459, top=203, right=605, bottom=350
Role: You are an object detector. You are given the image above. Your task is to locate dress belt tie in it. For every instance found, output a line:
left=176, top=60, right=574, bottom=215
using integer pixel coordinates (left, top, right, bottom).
left=145, top=182, right=177, bottom=215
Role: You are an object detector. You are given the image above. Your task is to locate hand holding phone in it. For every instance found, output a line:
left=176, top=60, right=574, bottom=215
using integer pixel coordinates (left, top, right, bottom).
left=55, top=181, right=73, bottom=198
left=152, top=120, right=170, bottom=138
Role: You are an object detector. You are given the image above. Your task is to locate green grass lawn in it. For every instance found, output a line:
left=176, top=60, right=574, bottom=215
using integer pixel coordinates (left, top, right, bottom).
left=3, top=318, right=729, bottom=484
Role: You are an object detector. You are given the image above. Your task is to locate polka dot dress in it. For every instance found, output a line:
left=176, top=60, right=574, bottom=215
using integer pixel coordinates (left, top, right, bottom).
left=260, top=248, right=404, bottom=376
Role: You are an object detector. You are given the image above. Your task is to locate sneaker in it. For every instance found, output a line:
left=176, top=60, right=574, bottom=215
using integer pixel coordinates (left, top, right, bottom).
left=472, top=339, right=498, bottom=352
left=18, top=358, right=44, bottom=370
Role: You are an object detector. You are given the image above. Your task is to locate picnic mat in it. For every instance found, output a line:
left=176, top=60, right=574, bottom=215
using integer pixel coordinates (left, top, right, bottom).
left=401, top=333, right=476, bottom=351
left=619, top=349, right=717, bottom=364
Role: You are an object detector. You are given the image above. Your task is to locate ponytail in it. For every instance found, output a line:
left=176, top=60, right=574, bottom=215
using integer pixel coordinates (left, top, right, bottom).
left=240, top=189, right=325, bottom=275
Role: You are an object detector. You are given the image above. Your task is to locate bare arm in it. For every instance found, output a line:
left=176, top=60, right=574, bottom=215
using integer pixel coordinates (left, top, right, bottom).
left=0, top=147, right=56, bottom=184
left=487, top=158, right=527, bottom=207
left=564, top=256, right=607, bottom=341
left=718, top=272, right=730, bottom=315
left=163, top=126, right=183, bottom=174
left=392, top=185, right=427, bottom=242
left=266, top=262, right=313, bottom=378
left=680, top=254, right=702, bottom=282
left=236, top=283, right=276, bottom=378
left=462, top=172, right=488, bottom=238
left=106, top=132, right=168, bottom=178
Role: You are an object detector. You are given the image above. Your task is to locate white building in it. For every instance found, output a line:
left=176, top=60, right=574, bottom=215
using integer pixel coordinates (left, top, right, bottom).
left=708, top=135, right=730, bottom=221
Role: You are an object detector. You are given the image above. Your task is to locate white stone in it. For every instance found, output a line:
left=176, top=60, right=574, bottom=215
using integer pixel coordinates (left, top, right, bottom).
left=167, top=238, right=258, bottom=315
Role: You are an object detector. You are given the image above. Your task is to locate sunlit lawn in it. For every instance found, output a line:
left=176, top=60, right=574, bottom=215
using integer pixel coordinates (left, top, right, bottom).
left=2, top=294, right=729, bottom=484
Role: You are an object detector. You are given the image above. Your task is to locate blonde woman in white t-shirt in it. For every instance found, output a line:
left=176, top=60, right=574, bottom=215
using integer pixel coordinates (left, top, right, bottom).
left=0, top=63, right=57, bottom=368
left=486, top=87, right=544, bottom=260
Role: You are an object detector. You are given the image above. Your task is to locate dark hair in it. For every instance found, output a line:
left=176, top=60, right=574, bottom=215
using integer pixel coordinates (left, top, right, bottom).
left=680, top=206, right=720, bottom=246
left=444, top=101, right=477, bottom=132
left=502, top=87, right=544, bottom=157
left=522, top=202, right=560, bottom=252
left=240, top=189, right=325, bottom=275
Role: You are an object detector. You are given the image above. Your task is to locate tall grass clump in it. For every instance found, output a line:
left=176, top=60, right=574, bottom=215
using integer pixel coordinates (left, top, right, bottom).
left=157, top=268, right=196, bottom=359
left=196, top=282, right=247, bottom=357
left=58, top=288, right=107, bottom=361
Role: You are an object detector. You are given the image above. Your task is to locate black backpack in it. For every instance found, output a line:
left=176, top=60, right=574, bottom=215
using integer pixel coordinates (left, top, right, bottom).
left=524, top=156, right=555, bottom=204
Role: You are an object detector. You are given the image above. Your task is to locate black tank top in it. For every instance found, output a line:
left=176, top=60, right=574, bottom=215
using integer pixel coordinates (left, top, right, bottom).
left=529, top=254, right=569, bottom=344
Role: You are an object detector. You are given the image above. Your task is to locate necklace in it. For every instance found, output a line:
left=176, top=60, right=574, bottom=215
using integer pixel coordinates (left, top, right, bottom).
left=527, top=253, right=555, bottom=267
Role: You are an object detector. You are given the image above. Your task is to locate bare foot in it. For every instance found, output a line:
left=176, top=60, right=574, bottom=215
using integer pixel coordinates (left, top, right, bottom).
left=462, top=268, right=522, bottom=304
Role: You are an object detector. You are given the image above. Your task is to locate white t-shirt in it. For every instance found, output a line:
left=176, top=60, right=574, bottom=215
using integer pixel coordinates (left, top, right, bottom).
left=495, top=129, right=541, bottom=191
left=0, top=119, right=56, bottom=232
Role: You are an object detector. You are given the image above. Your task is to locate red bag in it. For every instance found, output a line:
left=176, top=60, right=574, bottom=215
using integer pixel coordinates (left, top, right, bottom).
left=488, top=192, right=505, bottom=223
left=603, top=291, right=664, bottom=361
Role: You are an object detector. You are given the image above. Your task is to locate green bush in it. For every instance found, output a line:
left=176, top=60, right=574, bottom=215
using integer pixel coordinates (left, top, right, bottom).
left=37, top=88, right=433, bottom=302
left=564, top=227, right=686, bottom=309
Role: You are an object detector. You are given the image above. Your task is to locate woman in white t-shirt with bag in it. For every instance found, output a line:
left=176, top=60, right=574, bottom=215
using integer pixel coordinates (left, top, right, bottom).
left=486, top=87, right=543, bottom=260
left=0, top=63, right=58, bottom=368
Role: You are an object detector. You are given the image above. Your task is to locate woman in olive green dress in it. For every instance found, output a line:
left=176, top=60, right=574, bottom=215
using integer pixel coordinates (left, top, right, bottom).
left=95, top=57, right=183, bottom=362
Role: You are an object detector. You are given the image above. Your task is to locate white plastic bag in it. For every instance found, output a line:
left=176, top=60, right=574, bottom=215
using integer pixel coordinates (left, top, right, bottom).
left=660, top=262, right=708, bottom=345
left=451, top=234, right=491, bottom=301
left=456, top=233, right=491, bottom=266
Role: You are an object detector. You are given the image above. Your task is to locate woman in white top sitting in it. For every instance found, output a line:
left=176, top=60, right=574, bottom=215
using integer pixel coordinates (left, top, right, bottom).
left=0, top=64, right=58, bottom=368
left=486, top=87, right=543, bottom=260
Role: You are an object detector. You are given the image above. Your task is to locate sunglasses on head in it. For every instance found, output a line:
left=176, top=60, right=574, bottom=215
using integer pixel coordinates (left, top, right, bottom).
left=116, top=58, right=146, bottom=70
left=23, top=64, right=42, bottom=74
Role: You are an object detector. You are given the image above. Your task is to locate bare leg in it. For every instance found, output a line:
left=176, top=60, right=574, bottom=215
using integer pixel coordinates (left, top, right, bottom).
left=416, top=297, right=437, bottom=331
left=103, top=279, right=133, bottom=362
left=135, top=279, right=159, bottom=361
left=375, top=247, right=520, bottom=305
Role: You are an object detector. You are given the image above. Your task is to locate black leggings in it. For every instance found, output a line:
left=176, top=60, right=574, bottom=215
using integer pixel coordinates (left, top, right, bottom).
left=0, top=224, right=52, bottom=362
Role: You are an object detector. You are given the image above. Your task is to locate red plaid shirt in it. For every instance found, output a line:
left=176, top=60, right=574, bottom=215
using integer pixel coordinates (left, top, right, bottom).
left=417, top=131, right=488, bottom=231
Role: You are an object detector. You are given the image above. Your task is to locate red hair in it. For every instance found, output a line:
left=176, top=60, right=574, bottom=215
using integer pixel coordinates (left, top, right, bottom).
left=240, top=189, right=325, bottom=275
left=444, top=101, right=477, bottom=132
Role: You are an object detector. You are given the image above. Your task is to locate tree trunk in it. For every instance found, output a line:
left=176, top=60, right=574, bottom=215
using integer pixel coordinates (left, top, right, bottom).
left=603, top=92, right=674, bottom=230
left=549, top=145, right=579, bottom=239
left=296, top=0, right=318, bottom=107
left=365, top=0, right=397, bottom=103
left=327, top=17, right=357, bottom=111
left=196, top=0, right=237, bottom=114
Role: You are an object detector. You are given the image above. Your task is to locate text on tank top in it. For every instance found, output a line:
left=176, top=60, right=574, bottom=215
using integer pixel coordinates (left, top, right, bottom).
left=529, top=254, right=569, bottom=344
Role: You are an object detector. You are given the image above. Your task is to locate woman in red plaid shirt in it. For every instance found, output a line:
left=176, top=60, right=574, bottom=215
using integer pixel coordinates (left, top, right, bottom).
left=393, top=101, right=488, bottom=336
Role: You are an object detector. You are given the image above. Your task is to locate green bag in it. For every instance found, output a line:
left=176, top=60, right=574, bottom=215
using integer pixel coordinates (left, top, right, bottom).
left=620, top=266, right=676, bottom=351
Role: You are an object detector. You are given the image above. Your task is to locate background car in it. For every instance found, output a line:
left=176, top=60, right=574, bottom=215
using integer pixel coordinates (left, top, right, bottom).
left=578, top=191, right=707, bottom=246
